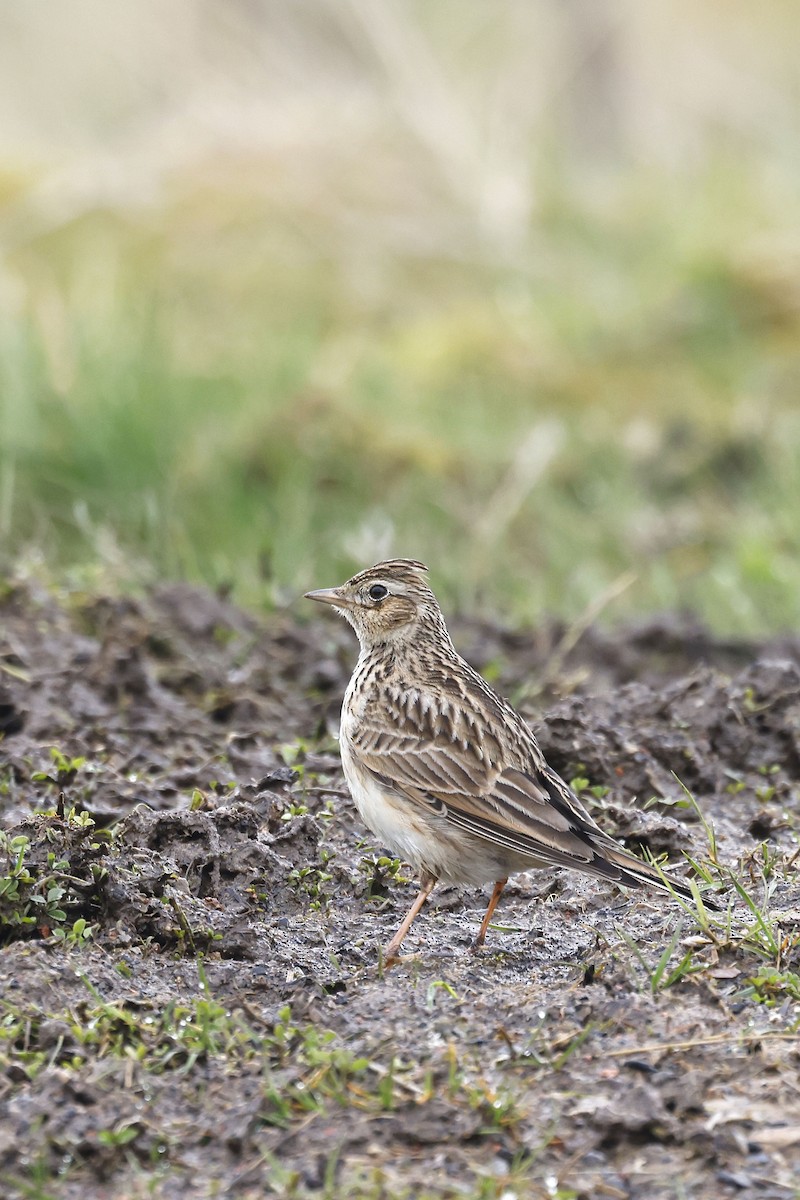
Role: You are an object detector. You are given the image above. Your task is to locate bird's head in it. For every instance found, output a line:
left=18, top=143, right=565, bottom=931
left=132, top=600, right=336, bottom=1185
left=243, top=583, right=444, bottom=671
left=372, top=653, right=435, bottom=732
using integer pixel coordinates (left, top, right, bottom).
left=304, top=559, right=449, bottom=650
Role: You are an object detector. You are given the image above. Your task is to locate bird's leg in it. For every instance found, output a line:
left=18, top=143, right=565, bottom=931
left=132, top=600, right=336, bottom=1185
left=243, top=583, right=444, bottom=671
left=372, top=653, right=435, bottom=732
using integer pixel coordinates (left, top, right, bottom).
left=473, top=877, right=508, bottom=950
left=383, top=873, right=437, bottom=965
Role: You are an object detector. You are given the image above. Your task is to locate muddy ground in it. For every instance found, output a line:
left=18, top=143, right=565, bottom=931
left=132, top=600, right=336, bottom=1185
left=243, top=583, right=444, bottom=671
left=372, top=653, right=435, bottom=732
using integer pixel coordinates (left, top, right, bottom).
left=1, top=575, right=799, bottom=1199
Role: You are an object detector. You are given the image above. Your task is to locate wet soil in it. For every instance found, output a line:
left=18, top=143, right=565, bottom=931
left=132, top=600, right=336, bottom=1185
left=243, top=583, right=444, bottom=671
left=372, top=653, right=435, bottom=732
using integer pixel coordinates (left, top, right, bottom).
left=1, top=577, right=799, bottom=1198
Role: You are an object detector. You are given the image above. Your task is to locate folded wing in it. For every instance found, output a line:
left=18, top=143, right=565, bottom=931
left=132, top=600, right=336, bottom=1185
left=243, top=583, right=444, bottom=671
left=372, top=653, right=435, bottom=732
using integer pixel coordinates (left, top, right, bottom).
left=348, top=685, right=703, bottom=900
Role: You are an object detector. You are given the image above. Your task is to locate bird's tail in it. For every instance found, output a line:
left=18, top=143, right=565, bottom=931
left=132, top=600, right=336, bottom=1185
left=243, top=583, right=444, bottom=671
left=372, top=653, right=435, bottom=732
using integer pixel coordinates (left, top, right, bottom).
left=592, top=838, right=721, bottom=911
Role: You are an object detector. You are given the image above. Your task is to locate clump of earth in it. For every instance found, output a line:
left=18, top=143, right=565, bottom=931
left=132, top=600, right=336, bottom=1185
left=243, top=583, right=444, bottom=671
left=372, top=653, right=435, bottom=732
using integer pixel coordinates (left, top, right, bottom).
left=0, top=576, right=798, bottom=1198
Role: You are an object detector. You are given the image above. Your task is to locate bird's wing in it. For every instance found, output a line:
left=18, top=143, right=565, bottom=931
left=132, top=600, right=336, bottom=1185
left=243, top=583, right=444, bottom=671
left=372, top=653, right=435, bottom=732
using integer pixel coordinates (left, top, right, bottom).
left=346, top=680, right=707, bottom=901
left=347, top=684, right=625, bottom=877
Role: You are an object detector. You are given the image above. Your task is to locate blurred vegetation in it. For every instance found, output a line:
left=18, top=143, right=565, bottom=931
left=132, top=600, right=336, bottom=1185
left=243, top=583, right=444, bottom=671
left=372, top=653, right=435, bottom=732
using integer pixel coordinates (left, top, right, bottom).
left=1, top=2, right=799, bottom=632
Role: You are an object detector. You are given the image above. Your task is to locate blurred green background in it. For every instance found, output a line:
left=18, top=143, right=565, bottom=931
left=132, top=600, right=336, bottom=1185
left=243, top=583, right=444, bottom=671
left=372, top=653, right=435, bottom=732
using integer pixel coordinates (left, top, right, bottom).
left=1, top=1, right=799, bottom=631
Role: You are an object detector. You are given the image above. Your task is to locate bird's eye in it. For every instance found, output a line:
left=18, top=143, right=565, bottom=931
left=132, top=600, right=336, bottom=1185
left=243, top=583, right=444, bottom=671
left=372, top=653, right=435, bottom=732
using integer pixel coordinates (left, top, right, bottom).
left=368, top=583, right=388, bottom=601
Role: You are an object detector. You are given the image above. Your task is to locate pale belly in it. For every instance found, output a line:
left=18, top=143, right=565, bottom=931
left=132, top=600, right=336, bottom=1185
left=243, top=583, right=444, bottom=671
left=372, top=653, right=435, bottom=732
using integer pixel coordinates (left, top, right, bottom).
left=339, top=732, right=531, bottom=886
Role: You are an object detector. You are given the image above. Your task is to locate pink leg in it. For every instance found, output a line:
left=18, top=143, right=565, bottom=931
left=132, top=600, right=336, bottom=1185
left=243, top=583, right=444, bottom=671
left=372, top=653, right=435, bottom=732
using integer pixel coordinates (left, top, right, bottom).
left=383, top=873, right=437, bottom=964
left=473, top=877, right=508, bottom=949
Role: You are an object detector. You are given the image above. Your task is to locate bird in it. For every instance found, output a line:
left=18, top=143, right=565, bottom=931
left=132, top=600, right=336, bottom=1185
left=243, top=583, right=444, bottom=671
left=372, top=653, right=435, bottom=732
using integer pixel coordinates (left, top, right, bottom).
left=305, top=558, right=717, bottom=963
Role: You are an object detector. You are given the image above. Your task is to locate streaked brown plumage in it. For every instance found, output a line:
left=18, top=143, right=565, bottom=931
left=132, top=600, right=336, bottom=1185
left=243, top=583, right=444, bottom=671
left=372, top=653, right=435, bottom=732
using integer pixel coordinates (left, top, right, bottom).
left=305, top=559, right=716, bottom=963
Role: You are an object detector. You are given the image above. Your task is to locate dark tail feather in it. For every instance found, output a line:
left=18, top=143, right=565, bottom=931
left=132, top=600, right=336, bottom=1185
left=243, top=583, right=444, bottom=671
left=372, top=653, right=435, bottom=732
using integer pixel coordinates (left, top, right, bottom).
left=593, top=841, right=722, bottom=911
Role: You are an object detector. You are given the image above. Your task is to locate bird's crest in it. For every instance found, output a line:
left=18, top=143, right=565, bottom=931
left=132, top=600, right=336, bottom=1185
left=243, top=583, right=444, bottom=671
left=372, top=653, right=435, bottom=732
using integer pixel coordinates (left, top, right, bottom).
left=349, top=559, right=429, bottom=588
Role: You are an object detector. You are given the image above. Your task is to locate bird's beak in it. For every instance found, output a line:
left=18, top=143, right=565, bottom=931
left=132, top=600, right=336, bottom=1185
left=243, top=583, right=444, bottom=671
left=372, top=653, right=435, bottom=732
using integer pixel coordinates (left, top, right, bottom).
left=304, top=587, right=350, bottom=608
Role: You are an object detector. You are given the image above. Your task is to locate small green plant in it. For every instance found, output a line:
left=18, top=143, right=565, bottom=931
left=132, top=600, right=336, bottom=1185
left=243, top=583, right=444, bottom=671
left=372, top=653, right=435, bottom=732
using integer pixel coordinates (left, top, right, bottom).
left=467, top=1082, right=521, bottom=1131
left=31, top=747, right=87, bottom=786
left=189, top=789, right=207, bottom=811
left=74, top=964, right=259, bottom=1072
left=727, top=871, right=798, bottom=965
left=96, top=1122, right=141, bottom=1148
left=0, top=833, right=68, bottom=938
left=646, top=800, right=800, bottom=1007
left=280, top=802, right=309, bottom=820
left=425, top=980, right=460, bottom=1011
left=0, top=1009, right=50, bottom=1081
left=741, top=965, right=800, bottom=1007
left=618, top=921, right=704, bottom=994
left=375, top=1056, right=398, bottom=1110
left=671, top=776, right=721, bottom=866
left=60, top=806, right=95, bottom=830
left=49, top=917, right=96, bottom=947
left=442, top=1043, right=525, bottom=1135
left=360, top=853, right=410, bottom=899
left=569, top=775, right=610, bottom=801
left=750, top=840, right=783, bottom=882
left=0, top=1141, right=65, bottom=1200
left=288, top=849, right=335, bottom=909
left=0, top=808, right=106, bottom=945
left=260, top=1005, right=371, bottom=1126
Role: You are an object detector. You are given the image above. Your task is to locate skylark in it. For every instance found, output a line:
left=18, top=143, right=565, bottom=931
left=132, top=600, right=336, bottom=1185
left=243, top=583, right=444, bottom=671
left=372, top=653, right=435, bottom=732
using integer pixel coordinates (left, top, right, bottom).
left=306, top=559, right=716, bottom=963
